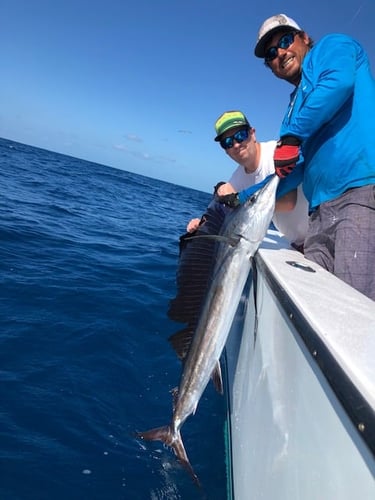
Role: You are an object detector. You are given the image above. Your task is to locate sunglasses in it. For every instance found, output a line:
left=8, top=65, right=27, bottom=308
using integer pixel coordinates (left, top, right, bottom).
left=265, top=31, right=299, bottom=62
left=220, top=128, right=250, bottom=150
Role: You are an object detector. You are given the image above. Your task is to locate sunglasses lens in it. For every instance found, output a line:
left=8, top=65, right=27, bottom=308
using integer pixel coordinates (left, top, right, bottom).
left=220, top=137, right=234, bottom=149
left=279, top=33, right=294, bottom=49
left=234, top=129, right=249, bottom=143
left=265, top=47, right=278, bottom=62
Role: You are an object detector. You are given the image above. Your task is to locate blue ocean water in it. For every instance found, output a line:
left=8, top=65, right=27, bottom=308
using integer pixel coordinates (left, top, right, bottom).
left=0, top=137, right=229, bottom=499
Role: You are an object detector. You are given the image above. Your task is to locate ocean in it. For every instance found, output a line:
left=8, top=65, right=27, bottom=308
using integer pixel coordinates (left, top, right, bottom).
left=0, top=137, right=229, bottom=500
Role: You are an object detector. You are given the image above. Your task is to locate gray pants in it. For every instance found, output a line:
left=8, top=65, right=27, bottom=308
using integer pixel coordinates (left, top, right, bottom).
left=304, top=185, right=375, bottom=301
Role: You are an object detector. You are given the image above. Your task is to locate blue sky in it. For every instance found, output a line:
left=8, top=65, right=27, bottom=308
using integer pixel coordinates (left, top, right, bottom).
left=1, top=0, right=374, bottom=192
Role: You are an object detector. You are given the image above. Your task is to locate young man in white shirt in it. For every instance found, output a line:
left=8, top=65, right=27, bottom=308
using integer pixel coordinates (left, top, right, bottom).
left=187, top=110, right=308, bottom=248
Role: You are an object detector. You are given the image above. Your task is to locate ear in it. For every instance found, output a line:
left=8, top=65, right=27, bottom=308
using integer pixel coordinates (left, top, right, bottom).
left=301, top=32, right=310, bottom=46
left=250, top=127, right=256, bottom=142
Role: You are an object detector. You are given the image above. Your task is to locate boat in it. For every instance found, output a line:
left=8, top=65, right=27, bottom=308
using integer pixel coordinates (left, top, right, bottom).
left=223, top=229, right=375, bottom=499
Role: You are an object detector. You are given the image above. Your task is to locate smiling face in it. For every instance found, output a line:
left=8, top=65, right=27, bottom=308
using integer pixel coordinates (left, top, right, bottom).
left=265, top=30, right=310, bottom=86
left=221, top=126, right=260, bottom=173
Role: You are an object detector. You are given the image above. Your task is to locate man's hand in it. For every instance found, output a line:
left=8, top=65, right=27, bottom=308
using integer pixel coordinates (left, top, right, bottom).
left=186, top=218, right=201, bottom=233
left=215, top=181, right=235, bottom=196
left=216, top=192, right=240, bottom=208
left=274, top=136, right=301, bottom=178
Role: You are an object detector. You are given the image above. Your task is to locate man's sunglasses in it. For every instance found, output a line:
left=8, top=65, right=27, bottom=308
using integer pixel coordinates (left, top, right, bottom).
left=265, top=31, right=299, bottom=62
left=220, top=128, right=250, bottom=150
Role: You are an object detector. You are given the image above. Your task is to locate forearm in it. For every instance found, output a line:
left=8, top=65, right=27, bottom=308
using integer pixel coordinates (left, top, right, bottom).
left=275, top=189, right=297, bottom=212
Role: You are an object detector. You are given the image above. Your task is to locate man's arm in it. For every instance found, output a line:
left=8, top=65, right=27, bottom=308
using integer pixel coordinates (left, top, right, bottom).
left=275, top=189, right=297, bottom=212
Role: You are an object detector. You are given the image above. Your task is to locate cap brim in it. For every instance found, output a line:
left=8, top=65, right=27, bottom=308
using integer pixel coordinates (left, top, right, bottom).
left=254, top=26, right=296, bottom=58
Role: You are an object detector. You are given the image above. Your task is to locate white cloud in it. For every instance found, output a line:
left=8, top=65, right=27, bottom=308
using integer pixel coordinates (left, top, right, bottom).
left=125, top=133, right=143, bottom=143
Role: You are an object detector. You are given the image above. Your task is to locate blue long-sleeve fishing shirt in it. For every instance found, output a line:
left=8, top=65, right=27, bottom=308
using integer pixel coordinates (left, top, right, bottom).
left=278, top=33, right=375, bottom=211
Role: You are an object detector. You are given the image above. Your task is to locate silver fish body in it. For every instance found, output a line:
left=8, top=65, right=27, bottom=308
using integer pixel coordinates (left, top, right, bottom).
left=137, top=174, right=280, bottom=484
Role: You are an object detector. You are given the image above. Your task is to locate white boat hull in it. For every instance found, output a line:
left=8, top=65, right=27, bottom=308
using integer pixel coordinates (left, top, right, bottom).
left=224, top=230, right=375, bottom=499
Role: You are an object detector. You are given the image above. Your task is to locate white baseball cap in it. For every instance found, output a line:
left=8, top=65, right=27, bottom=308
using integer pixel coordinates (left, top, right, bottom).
left=254, top=14, right=302, bottom=58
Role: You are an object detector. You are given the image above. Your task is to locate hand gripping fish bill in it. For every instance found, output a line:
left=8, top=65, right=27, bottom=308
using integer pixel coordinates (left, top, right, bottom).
left=136, top=174, right=280, bottom=485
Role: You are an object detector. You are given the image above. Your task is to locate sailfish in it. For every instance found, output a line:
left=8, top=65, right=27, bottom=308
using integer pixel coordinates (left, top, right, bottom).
left=137, top=175, right=280, bottom=485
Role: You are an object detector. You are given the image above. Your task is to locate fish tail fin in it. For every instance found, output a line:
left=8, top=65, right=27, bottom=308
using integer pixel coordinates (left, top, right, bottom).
left=136, top=425, right=201, bottom=486
left=136, top=425, right=172, bottom=445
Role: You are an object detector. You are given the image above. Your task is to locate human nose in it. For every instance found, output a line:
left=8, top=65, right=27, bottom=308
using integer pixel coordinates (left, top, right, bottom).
left=276, top=47, right=288, bottom=58
left=232, top=138, right=242, bottom=148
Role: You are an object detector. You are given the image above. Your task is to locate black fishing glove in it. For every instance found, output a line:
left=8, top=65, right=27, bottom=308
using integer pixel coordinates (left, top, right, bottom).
left=216, top=192, right=240, bottom=208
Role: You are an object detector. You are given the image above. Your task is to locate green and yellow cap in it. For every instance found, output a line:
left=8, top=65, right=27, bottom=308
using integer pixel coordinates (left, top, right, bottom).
left=214, top=111, right=250, bottom=141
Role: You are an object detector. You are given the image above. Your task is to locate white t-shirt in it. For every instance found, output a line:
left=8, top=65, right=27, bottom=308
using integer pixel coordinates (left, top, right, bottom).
left=228, top=140, right=309, bottom=245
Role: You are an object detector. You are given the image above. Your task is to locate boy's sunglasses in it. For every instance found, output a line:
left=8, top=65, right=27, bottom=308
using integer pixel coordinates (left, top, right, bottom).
left=220, top=128, right=250, bottom=150
left=265, top=31, right=299, bottom=62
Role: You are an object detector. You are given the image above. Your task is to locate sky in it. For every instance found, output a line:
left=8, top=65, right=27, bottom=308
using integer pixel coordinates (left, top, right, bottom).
left=1, top=0, right=374, bottom=192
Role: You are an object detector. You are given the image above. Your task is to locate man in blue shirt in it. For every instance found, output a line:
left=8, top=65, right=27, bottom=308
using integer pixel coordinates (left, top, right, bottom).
left=253, top=14, right=375, bottom=300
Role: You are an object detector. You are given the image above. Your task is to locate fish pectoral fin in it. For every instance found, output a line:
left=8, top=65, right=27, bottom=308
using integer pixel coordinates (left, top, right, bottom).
left=211, top=361, right=223, bottom=394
